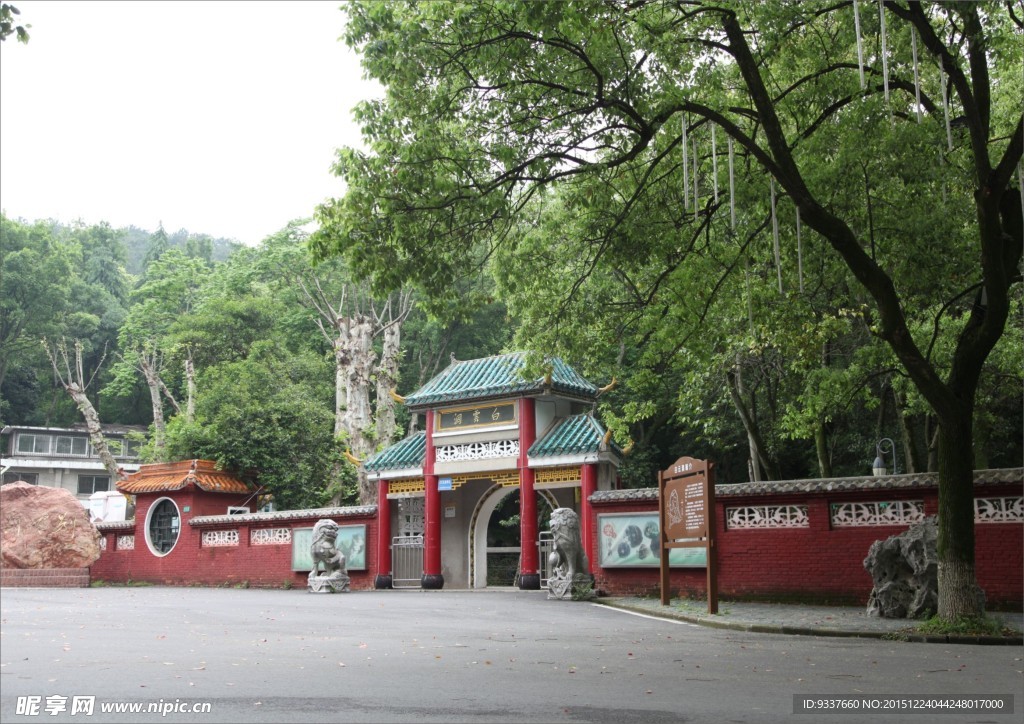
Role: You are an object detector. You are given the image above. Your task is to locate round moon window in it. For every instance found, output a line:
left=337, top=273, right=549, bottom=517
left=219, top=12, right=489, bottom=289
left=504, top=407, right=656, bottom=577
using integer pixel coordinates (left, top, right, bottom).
left=146, top=498, right=180, bottom=556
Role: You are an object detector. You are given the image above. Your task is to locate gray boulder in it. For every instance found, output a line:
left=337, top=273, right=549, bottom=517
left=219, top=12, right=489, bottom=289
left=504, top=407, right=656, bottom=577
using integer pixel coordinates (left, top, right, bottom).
left=864, top=515, right=939, bottom=619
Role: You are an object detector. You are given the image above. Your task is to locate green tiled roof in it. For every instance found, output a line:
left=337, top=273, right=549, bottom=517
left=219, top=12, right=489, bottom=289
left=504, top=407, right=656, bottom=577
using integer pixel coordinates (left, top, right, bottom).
left=529, top=414, right=619, bottom=457
left=403, top=353, right=598, bottom=408
left=365, top=431, right=426, bottom=472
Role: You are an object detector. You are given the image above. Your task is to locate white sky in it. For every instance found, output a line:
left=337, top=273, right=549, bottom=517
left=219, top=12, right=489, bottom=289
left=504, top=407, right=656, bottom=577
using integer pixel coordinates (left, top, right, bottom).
left=0, top=1, right=379, bottom=245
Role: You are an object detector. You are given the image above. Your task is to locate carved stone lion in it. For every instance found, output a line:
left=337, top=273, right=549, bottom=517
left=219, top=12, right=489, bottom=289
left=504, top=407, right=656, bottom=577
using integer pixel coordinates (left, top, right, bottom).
left=307, top=519, right=350, bottom=593
left=547, top=508, right=593, bottom=600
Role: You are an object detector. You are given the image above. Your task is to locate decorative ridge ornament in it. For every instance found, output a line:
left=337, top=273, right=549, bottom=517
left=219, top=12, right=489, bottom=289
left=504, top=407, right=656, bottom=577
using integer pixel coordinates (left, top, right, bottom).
left=389, top=387, right=406, bottom=404
left=343, top=449, right=364, bottom=466
left=597, top=377, right=618, bottom=395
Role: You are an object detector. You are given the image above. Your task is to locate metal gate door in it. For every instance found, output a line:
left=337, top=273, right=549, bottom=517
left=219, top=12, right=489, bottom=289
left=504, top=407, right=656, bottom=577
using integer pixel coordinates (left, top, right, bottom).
left=391, top=535, right=423, bottom=588
left=538, top=531, right=554, bottom=587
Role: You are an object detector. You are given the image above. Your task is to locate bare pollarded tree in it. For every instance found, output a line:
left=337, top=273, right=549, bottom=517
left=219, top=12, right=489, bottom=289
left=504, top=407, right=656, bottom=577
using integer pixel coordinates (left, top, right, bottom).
left=42, top=337, right=120, bottom=479
left=299, top=278, right=413, bottom=504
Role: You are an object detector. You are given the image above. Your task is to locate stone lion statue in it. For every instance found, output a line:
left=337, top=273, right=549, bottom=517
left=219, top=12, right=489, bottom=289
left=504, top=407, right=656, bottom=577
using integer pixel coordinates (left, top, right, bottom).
left=547, top=508, right=593, bottom=600
left=307, top=519, right=350, bottom=593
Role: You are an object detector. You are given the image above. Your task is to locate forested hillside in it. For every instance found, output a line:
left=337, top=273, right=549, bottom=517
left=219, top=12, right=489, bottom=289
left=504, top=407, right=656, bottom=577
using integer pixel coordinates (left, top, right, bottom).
left=0, top=214, right=512, bottom=507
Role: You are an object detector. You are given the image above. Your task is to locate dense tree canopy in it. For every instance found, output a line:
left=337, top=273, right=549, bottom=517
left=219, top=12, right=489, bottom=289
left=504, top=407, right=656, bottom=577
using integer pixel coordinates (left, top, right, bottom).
left=313, top=1, right=1022, bottom=619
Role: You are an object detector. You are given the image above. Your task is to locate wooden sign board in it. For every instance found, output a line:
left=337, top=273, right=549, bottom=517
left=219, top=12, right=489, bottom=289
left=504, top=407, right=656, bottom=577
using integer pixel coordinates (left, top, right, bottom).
left=658, top=457, right=717, bottom=612
left=664, top=476, right=708, bottom=539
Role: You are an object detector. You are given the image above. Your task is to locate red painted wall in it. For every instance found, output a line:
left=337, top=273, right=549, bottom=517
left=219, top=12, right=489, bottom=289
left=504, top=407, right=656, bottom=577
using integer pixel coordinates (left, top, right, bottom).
left=590, top=485, right=1023, bottom=609
left=93, top=490, right=377, bottom=590
left=93, top=481, right=1021, bottom=608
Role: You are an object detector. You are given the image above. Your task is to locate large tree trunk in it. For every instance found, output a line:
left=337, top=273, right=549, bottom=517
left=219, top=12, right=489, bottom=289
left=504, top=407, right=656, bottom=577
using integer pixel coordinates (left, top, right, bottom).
left=333, top=331, right=350, bottom=437
left=935, top=416, right=985, bottom=618
left=375, top=321, right=401, bottom=447
left=67, top=382, right=120, bottom=479
left=732, top=355, right=762, bottom=481
left=138, top=352, right=166, bottom=459
left=184, top=357, right=196, bottom=424
left=814, top=418, right=831, bottom=479
left=893, top=389, right=923, bottom=474
left=346, top=314, right=377, bottom=504
left=726, top=368, right=777, bottom=481
left=43, top=339, right=120, bottom=479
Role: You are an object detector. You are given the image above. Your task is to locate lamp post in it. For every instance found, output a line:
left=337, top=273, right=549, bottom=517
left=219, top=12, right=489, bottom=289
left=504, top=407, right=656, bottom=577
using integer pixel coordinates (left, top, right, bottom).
left=872, top=437, right=898, bottom=476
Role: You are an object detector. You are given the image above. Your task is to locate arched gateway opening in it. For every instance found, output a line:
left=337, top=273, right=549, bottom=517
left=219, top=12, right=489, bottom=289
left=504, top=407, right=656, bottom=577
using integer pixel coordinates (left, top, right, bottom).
left=470, top=485, right=556, bottom=588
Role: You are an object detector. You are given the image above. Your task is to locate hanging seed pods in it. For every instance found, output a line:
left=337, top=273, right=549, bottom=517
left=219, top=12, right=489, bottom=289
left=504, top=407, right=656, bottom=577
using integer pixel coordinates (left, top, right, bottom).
left=853, top=0, right=866, bottom=90
left=771, top=179, right=782, bottom=294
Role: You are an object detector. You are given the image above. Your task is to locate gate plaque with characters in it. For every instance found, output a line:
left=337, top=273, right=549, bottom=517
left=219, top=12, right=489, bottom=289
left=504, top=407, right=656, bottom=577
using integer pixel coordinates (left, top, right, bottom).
left=658, top=457, right=718, bottom=612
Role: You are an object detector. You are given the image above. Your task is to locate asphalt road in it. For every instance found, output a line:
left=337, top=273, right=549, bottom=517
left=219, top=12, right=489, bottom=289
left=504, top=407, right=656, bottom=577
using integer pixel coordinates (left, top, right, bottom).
left=0, top=587, right=1019, bottom=723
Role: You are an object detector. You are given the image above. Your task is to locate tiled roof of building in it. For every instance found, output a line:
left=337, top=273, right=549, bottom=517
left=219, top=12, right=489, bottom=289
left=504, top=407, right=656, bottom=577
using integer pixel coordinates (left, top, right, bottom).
left=365, top=432, right=426, bottom=472
left=403, top=353, right=598, bottom=408
left=117, top=459, right=253, bottom=495
left=529, top=414, right=619, bottom=457
left=588, top=468, right=1023, bottom=503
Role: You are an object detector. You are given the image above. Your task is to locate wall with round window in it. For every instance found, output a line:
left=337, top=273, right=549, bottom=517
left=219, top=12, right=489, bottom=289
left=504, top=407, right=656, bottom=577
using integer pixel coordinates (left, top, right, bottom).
left=145, top=497, right=181, bottom=556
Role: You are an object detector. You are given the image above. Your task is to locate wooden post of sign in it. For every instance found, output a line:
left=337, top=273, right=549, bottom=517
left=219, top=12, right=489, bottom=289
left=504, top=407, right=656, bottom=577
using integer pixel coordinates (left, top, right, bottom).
left=658, top=457, right=718, bottom=613
left=706, top=462, right=718, bottom=614
left=659, top=466, right=670, bottom=605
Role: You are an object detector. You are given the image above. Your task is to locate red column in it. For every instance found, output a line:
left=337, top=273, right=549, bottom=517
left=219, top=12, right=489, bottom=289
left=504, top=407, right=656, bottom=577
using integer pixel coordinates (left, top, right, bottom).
left=374, top=478, right=392, bottom=588
left=422, top=409, right=444, bottom=588
left=518, top=397, right=540, bottom=589
left=580, top=462, right=598, bottom=571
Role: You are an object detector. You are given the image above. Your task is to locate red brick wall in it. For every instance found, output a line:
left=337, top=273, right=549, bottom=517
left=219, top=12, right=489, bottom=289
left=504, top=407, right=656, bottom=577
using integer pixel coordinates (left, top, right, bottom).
left=93, top=490, right=377, bottom=590
left=591, top=485, right=1023, bottom=609
left=93, top=482, right=1022, bottom=608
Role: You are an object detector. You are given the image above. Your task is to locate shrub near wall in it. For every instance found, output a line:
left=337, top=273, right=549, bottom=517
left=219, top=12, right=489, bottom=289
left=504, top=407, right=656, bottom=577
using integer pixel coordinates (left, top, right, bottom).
left=94, top=499, right=378, bottom=590
left=590, top=469, right=1023, bottom=609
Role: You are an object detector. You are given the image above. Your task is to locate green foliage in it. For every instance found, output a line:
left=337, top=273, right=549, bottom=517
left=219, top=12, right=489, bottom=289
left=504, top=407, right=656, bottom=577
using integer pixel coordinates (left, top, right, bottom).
left=915, top=614, right=1017, bottom=639
left=316, top=0, right=1022, bottom=488
left=0, top=3, right=28, bottom=43
left=165, top=344, right=342, bottom=510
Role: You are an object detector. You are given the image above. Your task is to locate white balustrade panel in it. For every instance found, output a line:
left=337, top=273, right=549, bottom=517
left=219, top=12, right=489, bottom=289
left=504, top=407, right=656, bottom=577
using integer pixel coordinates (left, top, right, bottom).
left=435, top=439, right=519, bottom=463
left=725, top=505, right=809, bottom=529
left=251, top=527, right=292, bottom=545
left=202, top=529, right=239, bottom=547
left=831, top=500, right=925, bottom=527
left=975, top=496, right=1023, bottom=523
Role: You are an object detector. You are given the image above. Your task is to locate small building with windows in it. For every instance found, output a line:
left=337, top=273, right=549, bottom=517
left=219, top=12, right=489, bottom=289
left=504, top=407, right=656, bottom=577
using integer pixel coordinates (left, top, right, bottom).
left=1, top=424, right=146, bottom=504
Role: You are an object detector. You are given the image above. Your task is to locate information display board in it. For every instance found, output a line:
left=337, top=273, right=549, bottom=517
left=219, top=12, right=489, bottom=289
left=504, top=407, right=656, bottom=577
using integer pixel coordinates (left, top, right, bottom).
left=658, top=457, right=717, bottom=612
left=291, top=524, right=368, bottom=572
left=597, top=512, right=707, bottom=568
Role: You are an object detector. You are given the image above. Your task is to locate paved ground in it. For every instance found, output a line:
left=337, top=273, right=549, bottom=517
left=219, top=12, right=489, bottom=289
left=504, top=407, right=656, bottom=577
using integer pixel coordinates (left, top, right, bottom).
left=603, top=596, right=1024, bottom=644
left=1, top=587, right=1020, bottom=724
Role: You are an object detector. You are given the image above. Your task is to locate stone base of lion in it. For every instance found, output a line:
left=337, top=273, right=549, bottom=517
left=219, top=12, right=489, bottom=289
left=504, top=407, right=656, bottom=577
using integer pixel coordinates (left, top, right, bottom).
left=308, top=569, right=350, bottom=594
left=547, top=572, right=595, bottom=601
